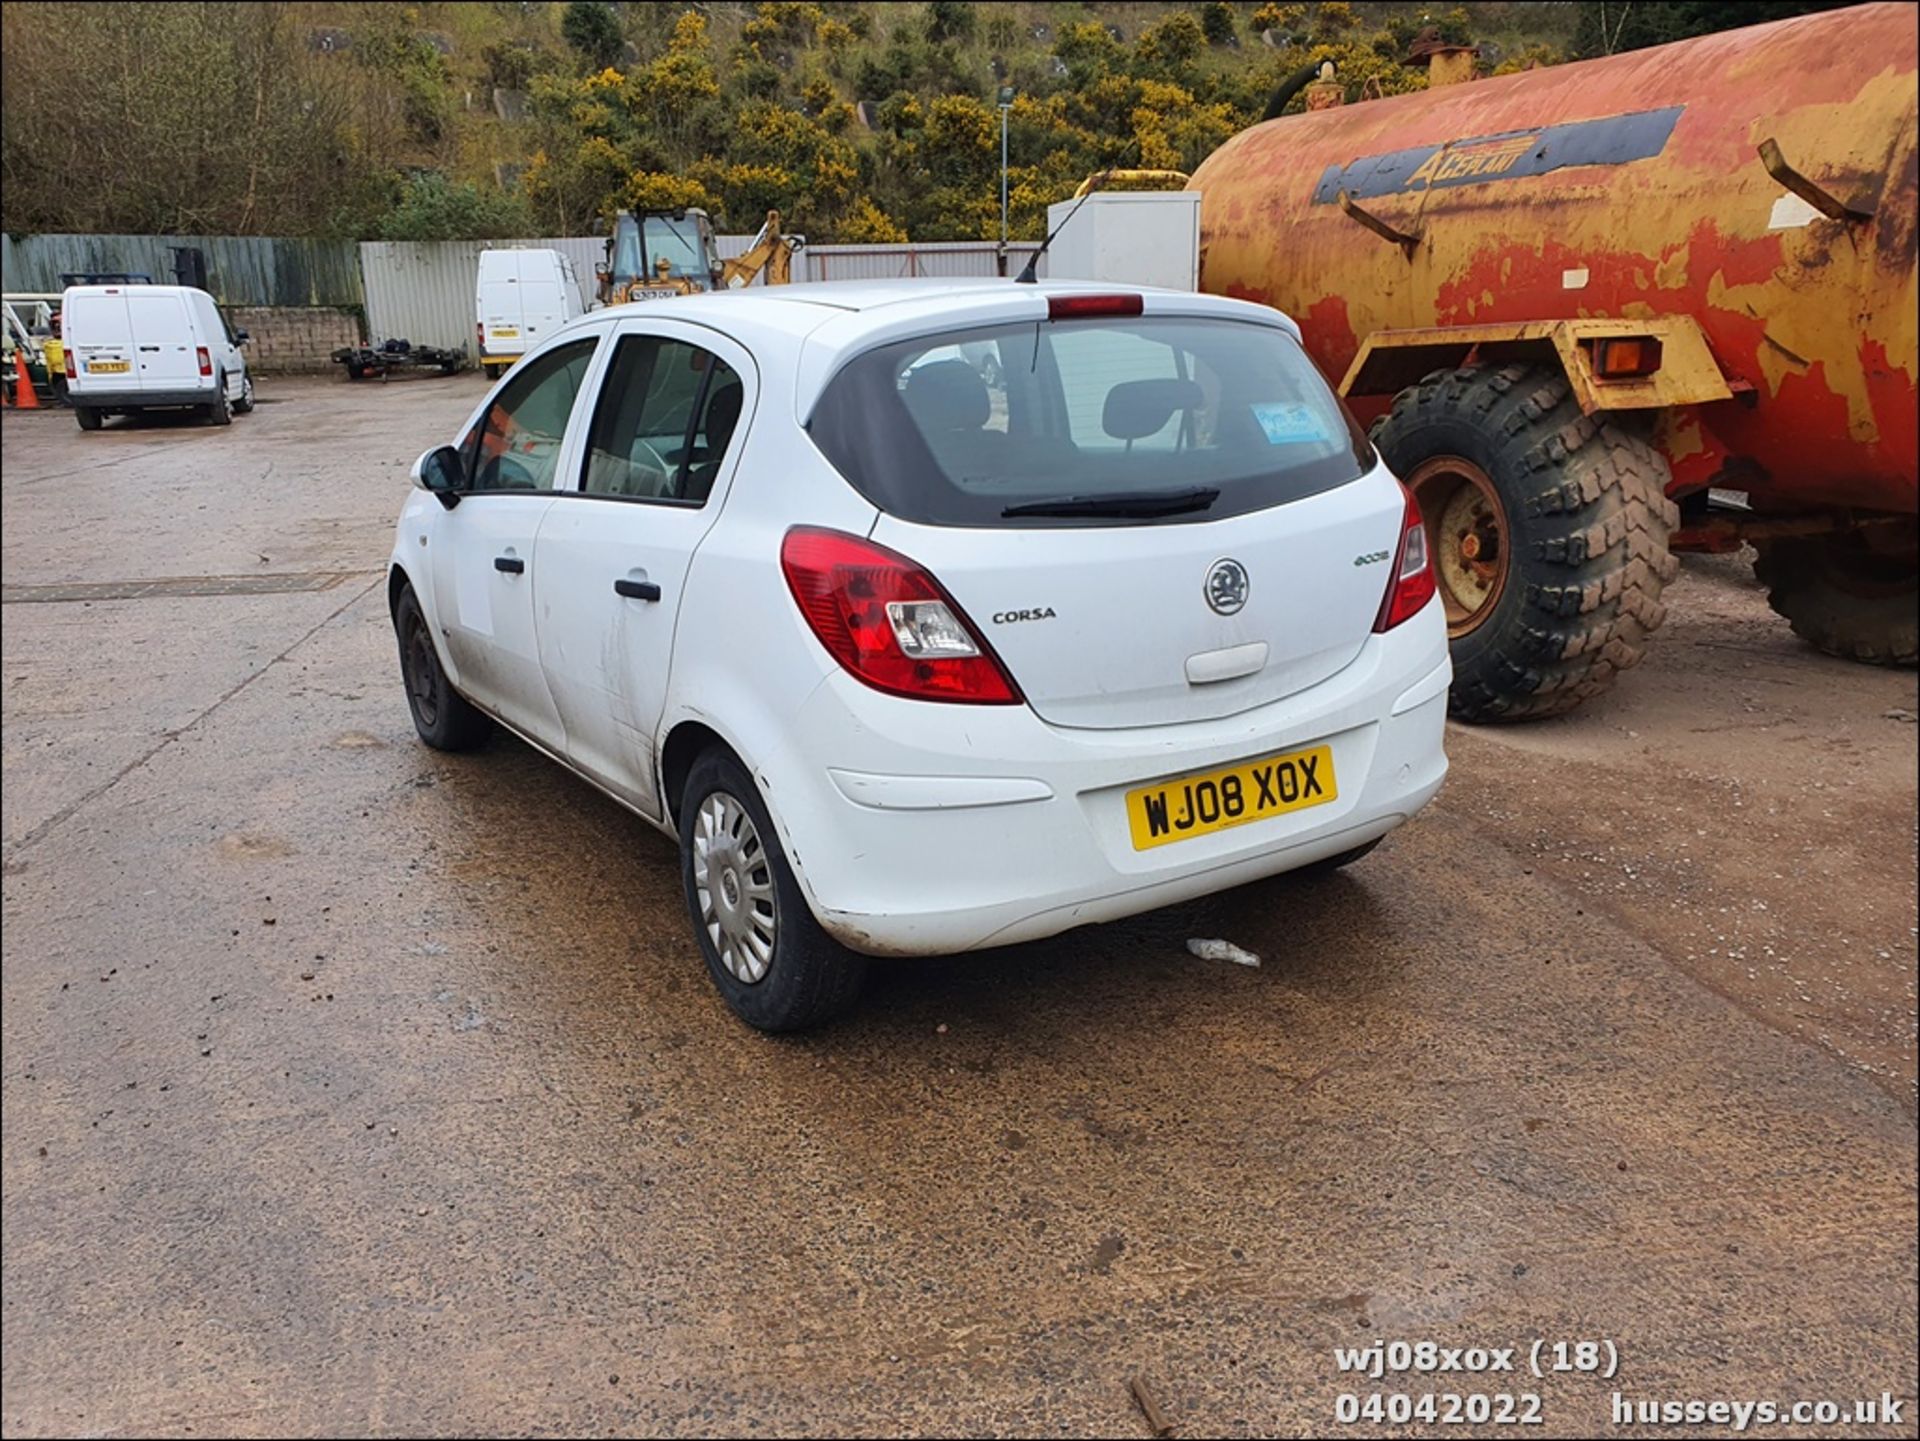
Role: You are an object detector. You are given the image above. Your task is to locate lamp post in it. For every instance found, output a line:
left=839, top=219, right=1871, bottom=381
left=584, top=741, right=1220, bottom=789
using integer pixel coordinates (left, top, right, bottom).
left=997, top=84, right=1015, bottom=274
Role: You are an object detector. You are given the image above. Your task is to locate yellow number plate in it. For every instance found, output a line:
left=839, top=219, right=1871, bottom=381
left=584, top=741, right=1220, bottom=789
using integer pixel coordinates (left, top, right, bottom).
left=489, top=327, right=519, bottom=338
left=87, top=360, right=130, bottom=373
left=1126, top=744, right=1336, bottom=851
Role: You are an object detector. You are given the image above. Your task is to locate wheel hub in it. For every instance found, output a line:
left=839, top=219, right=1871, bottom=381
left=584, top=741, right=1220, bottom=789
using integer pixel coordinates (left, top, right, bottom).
left=1407, top=455, right=1511, bottom=638
left=693, top=791, right=778, bottom=985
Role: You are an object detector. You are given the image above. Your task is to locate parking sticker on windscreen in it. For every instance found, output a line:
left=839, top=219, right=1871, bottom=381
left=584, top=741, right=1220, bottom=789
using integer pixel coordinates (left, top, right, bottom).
left=1251, top=402, right=1332, bottom=445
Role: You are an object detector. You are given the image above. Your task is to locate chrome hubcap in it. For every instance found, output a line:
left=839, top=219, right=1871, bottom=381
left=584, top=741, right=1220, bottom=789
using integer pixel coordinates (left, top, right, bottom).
left=693, top=791, right=777, bottom=984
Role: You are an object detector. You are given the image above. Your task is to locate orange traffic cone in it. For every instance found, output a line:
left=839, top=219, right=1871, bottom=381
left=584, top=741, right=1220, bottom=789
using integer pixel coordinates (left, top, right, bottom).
left=12, top=350, right=40, bottom=409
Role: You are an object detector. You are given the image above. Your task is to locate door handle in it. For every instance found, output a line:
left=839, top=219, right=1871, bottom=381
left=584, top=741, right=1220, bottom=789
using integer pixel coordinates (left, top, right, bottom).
left=614, top=578, right=661, bottom=602
left=494, top=555, right=524, bottom=574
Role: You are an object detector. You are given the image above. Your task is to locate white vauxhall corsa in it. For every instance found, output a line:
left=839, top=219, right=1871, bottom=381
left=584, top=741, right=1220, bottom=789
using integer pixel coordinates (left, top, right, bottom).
left=387, top=279, right=1449, bottom=1030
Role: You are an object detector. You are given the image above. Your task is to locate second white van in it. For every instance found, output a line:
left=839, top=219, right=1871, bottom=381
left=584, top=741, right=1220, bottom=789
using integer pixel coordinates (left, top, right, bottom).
left=62, top=284, right=253, bottom=431
left=475, top=249, right=582, bottom=377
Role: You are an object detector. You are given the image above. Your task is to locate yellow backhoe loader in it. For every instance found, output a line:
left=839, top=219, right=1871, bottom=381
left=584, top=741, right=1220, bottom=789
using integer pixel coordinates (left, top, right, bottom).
left=596, top=208, right=805, bottom=304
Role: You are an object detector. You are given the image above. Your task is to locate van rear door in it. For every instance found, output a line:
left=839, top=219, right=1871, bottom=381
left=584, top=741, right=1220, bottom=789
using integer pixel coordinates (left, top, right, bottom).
left=478, top=252, right=524, bottom=359
left=126, top=290, right=198, bottom=392
left=65, top=290, right=135, bottom=387
left=517, top=252, right=565, bottom=348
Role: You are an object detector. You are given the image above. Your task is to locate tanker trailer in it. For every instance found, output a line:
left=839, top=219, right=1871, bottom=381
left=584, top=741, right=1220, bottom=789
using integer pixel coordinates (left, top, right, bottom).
left=1190, top=3, right=1917, bottom=721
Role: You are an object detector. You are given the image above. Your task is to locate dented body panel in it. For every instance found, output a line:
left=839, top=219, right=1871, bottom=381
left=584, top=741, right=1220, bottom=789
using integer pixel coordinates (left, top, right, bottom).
left=1190, top=3, right=1919, bottom=514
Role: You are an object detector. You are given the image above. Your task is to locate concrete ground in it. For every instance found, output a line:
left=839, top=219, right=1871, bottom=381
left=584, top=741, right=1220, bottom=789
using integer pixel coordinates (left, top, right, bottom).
left=3, top=380, right=1915, bottom=1437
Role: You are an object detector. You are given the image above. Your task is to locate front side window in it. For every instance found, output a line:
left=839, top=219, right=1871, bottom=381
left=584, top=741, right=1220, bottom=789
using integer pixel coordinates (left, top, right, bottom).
left=580, top=334, right=742, bottom=504
left=809, top=316, right=1373, bottom=527
left=466, top=337, right=598, bottom=492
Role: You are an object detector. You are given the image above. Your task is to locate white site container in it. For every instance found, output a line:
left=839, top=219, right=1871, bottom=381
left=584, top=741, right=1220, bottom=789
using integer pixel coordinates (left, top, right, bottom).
left=1042, top=191, right=1201, bottom=291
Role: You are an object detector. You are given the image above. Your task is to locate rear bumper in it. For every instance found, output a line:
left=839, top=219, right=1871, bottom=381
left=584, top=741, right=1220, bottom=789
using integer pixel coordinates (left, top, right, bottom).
left=753, top=600, right=1451, bottom=956
left=69, top=386, right=214, bottom=410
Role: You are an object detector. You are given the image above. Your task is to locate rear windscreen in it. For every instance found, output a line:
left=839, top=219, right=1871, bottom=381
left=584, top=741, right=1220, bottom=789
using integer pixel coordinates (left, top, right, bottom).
left=807, top=315, right=1374, bottom=526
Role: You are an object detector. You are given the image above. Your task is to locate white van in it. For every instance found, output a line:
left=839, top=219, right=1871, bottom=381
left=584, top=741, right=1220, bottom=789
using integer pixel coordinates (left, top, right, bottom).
left=62, top=284, right=253, bottom=431
left=475, top=248, right=582, bottom=377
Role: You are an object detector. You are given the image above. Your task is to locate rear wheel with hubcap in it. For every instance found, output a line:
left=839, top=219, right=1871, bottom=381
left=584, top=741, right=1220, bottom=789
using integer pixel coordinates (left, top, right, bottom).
left=678, top=749, right=866, bottom=1032
left=75, top=406, right=102, bottom=431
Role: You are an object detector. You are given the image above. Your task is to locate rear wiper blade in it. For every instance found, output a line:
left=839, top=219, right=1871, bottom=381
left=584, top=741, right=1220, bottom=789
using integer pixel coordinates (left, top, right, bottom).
left=1001, top=486, right=1221, bottom=519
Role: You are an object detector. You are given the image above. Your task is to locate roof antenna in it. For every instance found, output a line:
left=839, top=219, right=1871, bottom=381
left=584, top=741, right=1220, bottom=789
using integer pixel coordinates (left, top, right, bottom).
left=1015, top=162, right=1120, bottom=284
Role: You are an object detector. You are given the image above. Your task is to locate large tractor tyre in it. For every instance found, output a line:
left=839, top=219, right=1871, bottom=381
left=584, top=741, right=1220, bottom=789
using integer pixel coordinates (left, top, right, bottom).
left=1753, top=532, right=1919, bottom=666
left=1371, top=364, right=1680, bottom=723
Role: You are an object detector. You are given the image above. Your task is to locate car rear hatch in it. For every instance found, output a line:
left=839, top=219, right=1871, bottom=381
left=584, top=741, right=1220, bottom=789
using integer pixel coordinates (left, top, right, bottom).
left=809, top=303, right=1406, bottom=730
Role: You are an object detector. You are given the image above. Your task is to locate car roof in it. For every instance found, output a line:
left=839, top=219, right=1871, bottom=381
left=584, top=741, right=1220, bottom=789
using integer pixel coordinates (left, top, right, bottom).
left=555, top=277, right=1301, bottom=416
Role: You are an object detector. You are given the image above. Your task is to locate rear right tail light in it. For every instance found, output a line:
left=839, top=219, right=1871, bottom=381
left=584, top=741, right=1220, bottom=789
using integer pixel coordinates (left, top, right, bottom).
left=1373, top=482, right=1437, bottom=632
left=477, top=323, right=485, bottom=357
left=195, top=346, right=212, bottom=376
left=780, top=527, right=1022, bottom=704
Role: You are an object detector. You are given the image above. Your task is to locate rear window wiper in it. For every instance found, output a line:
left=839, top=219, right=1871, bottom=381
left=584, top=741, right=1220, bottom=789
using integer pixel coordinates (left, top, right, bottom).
left=1001, top=486, right=1221, bottom=519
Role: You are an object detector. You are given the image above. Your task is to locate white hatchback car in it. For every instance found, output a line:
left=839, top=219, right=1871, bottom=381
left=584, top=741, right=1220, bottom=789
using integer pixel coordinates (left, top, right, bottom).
left=388, top=279, right=1448, bottom=1029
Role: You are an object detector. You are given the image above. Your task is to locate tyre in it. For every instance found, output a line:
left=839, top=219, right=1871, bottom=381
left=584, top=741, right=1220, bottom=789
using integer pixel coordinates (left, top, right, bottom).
left=75, top=406, right=102, bottom=432
left=1753, top=531, right=1919, bottom=666
left=234, top=376, right=255, bottom=413
left=678, top=749, right=867, bottom=1032
left=204, top=376, right=233, bottom=427
left=1371, top=364, right=1680, bottom=722
left=393, top=584, right=492, bottom=751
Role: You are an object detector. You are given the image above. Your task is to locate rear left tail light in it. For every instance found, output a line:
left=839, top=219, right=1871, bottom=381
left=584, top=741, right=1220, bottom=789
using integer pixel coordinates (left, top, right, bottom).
left=1593, top=336, right=1662, bottom=379
left=1373, top=482, right=1437, bottom=632
left=780, top=527, right=1022, bottom=705
left=477, top=323, right=485, bottom=356
left=196, top=346, right=212, bottom=376
left=64, top=348, right=76, bottom=380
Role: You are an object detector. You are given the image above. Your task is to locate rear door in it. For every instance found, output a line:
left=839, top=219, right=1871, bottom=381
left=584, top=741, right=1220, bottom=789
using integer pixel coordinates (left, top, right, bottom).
left=478, top=254, right=525, bottom=359
left=517, top=252, right=566, bottom=351
left=126, top=290, right=198, bottom=394
left=815, top=310, right=1407, bottom=730
left=532, top=320, right=753, bottom=817
left=64, top=290, right=134, bottom=389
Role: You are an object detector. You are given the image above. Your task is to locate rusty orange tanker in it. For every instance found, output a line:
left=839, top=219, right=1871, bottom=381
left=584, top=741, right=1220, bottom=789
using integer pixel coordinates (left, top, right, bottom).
left=1192, top=2, right=1917, bottom=720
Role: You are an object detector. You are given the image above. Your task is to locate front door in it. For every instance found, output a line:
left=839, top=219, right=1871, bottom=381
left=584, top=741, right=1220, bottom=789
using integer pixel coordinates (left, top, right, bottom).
left=532, top=323, right=752, bottom=817
left=428, top=335, right=600, bottom=751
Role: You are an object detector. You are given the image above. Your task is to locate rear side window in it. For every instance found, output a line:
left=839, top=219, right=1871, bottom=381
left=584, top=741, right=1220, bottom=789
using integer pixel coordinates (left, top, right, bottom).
left=809, top=316, right=1373, bottom=527
left=579, top=334, right=741, bottom=505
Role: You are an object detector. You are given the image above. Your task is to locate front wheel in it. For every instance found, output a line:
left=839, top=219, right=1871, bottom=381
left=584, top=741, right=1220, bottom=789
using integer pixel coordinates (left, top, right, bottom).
left=678, top=750, right=866, bottom=1032
left=1371, top=364, right=1679, bottom=722
left=1754, top=529, right=1918, bottom=666
left=233, top=376, right=255, bottom=413
left=393, top=584, right=492, bottom=751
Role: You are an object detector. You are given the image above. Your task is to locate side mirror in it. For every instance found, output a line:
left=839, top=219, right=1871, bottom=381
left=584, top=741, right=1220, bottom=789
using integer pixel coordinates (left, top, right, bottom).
left=234, top=328, right=251, bottom=344
left=593, top=260, right=610, bottom=278
left=412, top=444, right=467, bottom=509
